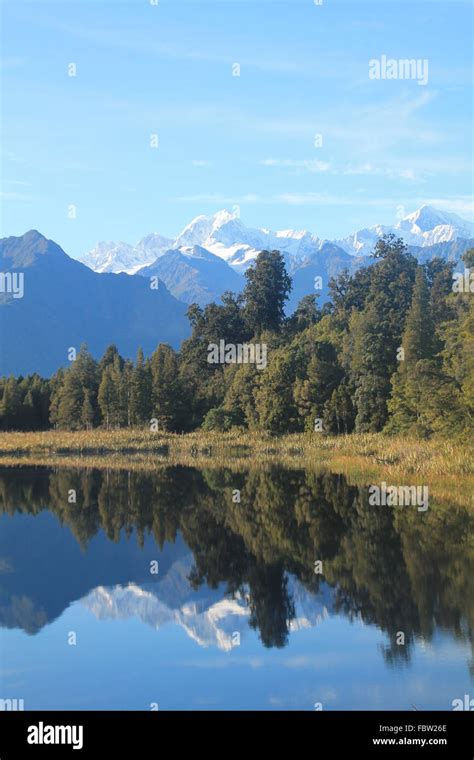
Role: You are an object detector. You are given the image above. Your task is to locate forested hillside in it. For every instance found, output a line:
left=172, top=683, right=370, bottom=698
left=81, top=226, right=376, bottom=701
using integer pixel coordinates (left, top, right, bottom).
left=1, top=236, right=472, bottom=439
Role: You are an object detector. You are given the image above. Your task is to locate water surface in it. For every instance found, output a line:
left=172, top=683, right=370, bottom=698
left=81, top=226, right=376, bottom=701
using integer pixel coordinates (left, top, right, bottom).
left=0, top=465, right=472, bottom=710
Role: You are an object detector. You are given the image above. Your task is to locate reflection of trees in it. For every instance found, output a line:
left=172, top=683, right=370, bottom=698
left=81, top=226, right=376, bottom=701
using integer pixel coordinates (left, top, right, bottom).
left=0, top=465, right=472, bottom=659
left=247, top=563, right=295, bottom=648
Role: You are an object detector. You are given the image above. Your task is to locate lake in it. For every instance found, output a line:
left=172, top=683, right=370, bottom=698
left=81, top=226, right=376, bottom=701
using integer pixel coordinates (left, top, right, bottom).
left=0, top=464, right=472, bottom=710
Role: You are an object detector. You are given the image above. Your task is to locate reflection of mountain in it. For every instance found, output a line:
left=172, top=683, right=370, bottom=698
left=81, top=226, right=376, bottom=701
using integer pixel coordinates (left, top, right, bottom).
left=0, top=465, right=472, bottom=664
left=0, top=507, right=189, bottom=635
left=81, top=556, right=333, bottom=650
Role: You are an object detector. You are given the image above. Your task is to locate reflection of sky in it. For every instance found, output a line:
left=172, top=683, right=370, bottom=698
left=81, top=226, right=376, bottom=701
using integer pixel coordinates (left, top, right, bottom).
left=1, top=601, right=471, bottom=711
left=0, top=510, right=472, bottom=711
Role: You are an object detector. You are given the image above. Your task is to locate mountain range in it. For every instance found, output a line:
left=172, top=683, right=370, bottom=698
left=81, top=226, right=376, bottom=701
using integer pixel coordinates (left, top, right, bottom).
left=0, top=230, right=189, bottom=376
left=79, top=204, right=474, bottom=275
left=77, top=205, right=474, bottom=311
left=1, top=206, right=472, bottom=376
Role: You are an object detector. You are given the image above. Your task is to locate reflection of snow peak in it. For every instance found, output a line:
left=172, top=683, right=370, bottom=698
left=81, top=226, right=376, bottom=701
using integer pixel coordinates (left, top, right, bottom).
left=83, top=583, right=249, bottom=651
left=81, top=566, right=333, bottom=651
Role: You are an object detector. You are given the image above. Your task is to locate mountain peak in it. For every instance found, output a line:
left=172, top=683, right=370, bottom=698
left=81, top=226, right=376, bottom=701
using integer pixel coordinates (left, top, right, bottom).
left=22, top=229, right=48, bottom=242
left=211, top=209, right=239, bottom=227
left=399, top=204, right=468, bottom=232
left=174, top=209, right=240, bottom=249
left=0, top=229, right=67, bottom=268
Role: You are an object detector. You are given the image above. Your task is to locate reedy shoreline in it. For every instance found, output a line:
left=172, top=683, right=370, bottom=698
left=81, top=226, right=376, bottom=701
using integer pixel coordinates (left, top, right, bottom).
left=0, top=429, right=472, bottom=508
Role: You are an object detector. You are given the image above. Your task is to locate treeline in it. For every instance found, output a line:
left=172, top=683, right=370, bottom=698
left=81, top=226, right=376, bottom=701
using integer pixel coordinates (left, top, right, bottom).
left=1, top=236, right=472, bottom=437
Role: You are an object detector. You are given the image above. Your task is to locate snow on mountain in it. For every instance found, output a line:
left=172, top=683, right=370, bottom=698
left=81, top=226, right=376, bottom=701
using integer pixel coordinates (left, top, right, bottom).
left=80, top=555, right=334, bottom=651
left=135, top=233, right=174, bottom=261
left=79, top=234, right=173, bottom=274
left=336, top=205, right=474, bottom=256
left=79, top=205, right=473, bottom=275
left=172, top=210, right=322, bottom=270
left=399, top=205, right=471, bottom=234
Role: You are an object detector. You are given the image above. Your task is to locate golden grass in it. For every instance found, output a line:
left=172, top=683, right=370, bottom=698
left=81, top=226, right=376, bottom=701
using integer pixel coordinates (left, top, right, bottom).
left=0, top=429, right=472, bottom=508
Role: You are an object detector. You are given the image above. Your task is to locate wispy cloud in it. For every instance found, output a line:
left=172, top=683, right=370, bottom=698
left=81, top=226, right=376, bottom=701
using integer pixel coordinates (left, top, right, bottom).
left=0, top=191, right=32, bottom=201
left=172, top=191, right=473, bottom=219
left=2, top=179, right=31, bottom=187
left=261, top=159, right=421, bottom=181
left=14, top=14, right=305, bottom=75
left=275, top=193, right=398, bottom=207
left=174, top=192, right=260, bottom=204
left=260, top=159, right=331, bottom=173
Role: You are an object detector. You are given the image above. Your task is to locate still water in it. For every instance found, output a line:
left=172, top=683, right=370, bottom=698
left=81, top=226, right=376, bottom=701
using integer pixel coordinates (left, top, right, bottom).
left=0, top=465, right=472, bottom=710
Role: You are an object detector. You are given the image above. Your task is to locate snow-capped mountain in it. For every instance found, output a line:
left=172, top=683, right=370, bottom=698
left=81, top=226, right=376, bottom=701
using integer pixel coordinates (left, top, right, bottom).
left=81, top=555, right=334, bottom=651
left=171, top=209, right=322, bottom=270
left=80, top=233, right=173, bottom=274
left=79, top=205, right=473, bottom=275
left=336, top=205, right=474, bottom=256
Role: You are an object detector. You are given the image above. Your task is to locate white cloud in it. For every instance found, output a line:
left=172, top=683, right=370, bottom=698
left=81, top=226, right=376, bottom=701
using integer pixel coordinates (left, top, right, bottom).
left=261, top=159, right=420, bottom=181
left=3, top=179, right=31, bottom=187
left=260, top=159, right=331, bottom=173
left=0, top=191, right=32, bottom=201
left=174, top=192, right=260, bottom=204
left=275, top=193, right=397, bottom=207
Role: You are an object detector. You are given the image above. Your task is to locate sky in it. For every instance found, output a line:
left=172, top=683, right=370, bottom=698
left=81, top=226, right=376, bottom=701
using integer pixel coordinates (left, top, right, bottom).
left=0, top=0, right=473, bottom=259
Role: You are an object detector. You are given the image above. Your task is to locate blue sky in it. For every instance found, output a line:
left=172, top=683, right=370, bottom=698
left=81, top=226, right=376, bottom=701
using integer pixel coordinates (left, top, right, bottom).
left=1, top=0, right=472, bottom=259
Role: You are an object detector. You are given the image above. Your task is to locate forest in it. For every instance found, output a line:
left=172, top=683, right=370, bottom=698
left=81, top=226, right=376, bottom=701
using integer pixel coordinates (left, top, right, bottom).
left=1, top=235, right=472, bottom=439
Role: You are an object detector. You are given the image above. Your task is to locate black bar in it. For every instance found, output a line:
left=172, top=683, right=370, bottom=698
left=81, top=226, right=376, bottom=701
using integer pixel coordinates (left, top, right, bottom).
left=0, top=710, right=472, bottom=757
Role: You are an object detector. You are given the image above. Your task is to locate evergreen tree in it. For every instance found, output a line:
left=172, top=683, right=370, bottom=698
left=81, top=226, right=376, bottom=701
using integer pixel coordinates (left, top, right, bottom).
left=293, top=342, right=343, bottom=431
left=285, top=294, right=320, bottom=336
left=130, top=348, right=151, bottom=426
left=322, top=385, right=354, bottom=434
left=54, top=345, right=99, bottom=430
left=98, top=365, right=119, bottom=429
left=387, top=267, right=436, bottom=435
left=0, top=376, right=21, bottom=429
left=422, top=250, right=474, bottom=438
left=55, top=370, right=84, bottom=430
left=99, top=344, right=124, bottom=372
left=223, top=363, right=259, bottom=429
left=81, top=389, right=95, bottom=430
left=254, top=348, right=299, bottom=433
left=150, top=344, right=183, bottom=431
left=348, top=236, right=417, bottom=431
left=243, top=250, right=292, bottom=334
